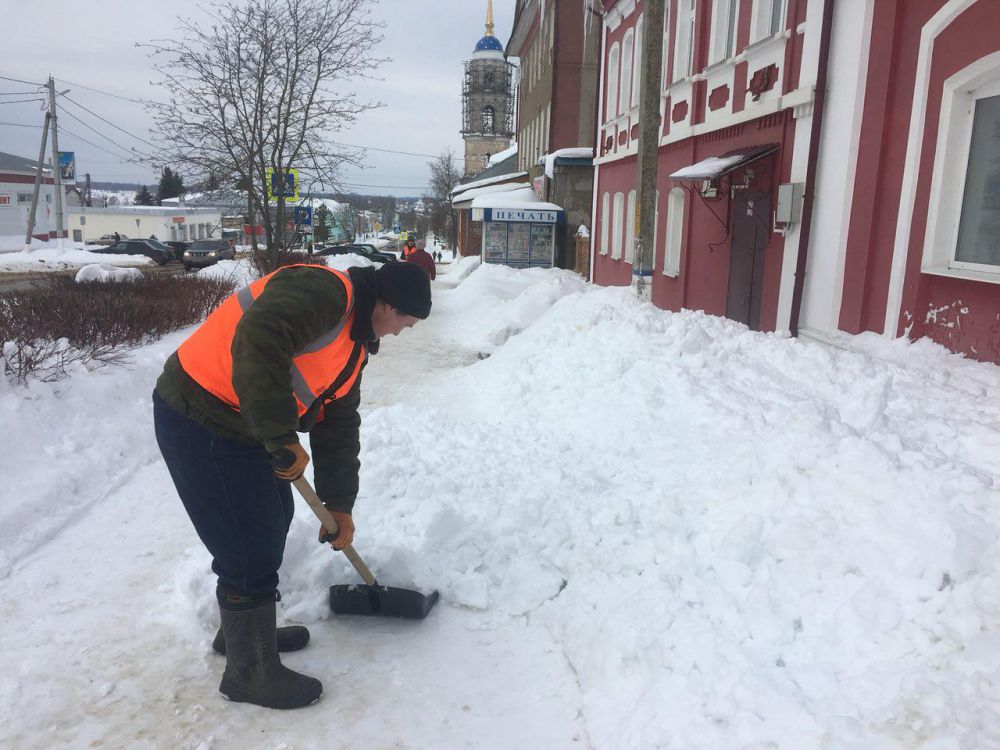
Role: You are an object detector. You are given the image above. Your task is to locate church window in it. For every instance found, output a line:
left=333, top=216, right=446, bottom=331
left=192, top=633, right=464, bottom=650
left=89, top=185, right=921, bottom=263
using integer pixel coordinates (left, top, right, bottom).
left=482, top=106, right=495, bottom=134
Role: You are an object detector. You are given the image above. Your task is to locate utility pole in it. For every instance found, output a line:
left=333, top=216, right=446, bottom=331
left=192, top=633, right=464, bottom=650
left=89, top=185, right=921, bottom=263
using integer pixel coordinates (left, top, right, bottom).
left=47, top=76, right=66, bottom=250
left=24, top=110, right=51, bottom=250
left=632, top=0, right=665, bottom=300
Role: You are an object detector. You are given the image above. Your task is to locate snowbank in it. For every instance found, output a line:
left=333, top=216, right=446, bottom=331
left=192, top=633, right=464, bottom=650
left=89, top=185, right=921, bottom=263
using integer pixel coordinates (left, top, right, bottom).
left=74, top=264, right=144, bottom=283
left=0, top=237, right=152, bottom=272
left=2, top=261, right=999, bottom=749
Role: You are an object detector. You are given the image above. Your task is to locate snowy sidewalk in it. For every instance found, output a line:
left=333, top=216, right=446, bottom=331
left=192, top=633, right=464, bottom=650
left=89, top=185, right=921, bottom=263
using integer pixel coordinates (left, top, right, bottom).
left=2, top=258, right=1000, bottom=749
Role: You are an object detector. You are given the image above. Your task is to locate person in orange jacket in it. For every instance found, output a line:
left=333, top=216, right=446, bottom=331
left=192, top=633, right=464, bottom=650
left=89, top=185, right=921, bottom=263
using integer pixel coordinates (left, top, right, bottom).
left=153, top=262, right=431, bottom=710
left=404, top=239, right=437, bottom=280
left=401, top=236, right=416, bottom=259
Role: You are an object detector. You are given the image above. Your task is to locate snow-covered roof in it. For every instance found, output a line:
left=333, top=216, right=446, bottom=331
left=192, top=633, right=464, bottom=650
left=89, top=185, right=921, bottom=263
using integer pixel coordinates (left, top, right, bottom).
left=488, top=142, right=518, bottom=167
left=452, top=181, right=531, bottom=207
left=470, top=186, right=562, bottom=212
left=451, top=171, right=529, bottom=196
left=669, top=144, right=780, bottom=181
left=539, top=147, right=594, bottom=178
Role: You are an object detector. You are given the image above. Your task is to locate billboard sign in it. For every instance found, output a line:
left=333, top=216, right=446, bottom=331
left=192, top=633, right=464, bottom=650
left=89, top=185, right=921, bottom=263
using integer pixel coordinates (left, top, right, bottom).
left=58, top=151, right=76, bottom=181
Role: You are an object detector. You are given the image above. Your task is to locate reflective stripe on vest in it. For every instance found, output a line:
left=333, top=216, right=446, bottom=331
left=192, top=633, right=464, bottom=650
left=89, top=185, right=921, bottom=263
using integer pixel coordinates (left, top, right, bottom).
left=177, top=264, right=364, bottom=417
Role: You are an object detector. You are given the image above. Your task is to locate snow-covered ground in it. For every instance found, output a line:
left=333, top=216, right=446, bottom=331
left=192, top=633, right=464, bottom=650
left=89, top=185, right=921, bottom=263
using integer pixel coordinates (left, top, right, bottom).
left=2, top=258, right=999, bottom=749
left=0, top=235, right=153, bottom=272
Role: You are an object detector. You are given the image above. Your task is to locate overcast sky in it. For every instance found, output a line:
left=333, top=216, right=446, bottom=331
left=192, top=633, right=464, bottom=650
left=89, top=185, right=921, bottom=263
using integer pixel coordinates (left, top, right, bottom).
left=0, top=0, right=517, bottom=197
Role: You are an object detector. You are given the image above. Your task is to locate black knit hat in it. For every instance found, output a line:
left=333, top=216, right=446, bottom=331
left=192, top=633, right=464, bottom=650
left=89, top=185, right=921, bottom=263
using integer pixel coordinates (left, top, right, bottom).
left=376, top=261, right=432, bottom=319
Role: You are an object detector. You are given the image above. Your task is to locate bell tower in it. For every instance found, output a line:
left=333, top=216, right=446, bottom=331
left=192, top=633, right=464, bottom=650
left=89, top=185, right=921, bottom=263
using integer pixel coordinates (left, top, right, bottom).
left=461, top=0, right=515, bottom=176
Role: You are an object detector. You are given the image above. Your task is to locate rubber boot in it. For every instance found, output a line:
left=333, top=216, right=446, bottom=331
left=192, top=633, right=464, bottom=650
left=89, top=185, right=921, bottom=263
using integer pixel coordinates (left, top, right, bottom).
left=212, top=624, right=310, bottom=655
left=217, top=588, right=322, bottom=709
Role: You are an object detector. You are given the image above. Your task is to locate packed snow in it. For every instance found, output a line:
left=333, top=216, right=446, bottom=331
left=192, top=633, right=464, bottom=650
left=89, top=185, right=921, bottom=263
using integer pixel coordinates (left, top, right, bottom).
left=74, top=263, right=145, bottom=283
left=1, top=260, right=999, bottom=749
left=0, top=235, right=153, bottom=272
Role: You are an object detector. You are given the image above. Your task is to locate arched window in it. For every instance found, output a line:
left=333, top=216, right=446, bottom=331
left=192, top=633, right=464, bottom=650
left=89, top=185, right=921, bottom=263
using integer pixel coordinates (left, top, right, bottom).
left=663, top=187, right=686, bottom=276
left=612, top=192, right=625, bottom=259
left=620, top=30, right=634, bottom=115
left=606, top=43, right=620, bottom=122
left=482, top=106, right=495, bottom=134
left=631, top=17, right=644, bottom=109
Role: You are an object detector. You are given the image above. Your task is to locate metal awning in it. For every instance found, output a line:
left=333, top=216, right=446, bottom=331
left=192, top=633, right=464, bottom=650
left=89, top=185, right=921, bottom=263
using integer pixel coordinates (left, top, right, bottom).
left=668, top=144, right=779, bottom=181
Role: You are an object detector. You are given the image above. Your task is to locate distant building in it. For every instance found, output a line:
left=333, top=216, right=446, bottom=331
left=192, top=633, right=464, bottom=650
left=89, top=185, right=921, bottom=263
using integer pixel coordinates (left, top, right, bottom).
left=461, top=1, right=517, bottom=176
left=67, top=206, right=223, bottom=244
left=506, top=0, right=600, bottom=269
left=0, top=150, right=58, bottom=240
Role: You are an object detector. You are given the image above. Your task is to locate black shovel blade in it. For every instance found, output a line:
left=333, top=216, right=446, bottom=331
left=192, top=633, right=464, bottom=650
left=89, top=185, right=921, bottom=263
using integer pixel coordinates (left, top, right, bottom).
left=329, top=584, right=440, bottom=619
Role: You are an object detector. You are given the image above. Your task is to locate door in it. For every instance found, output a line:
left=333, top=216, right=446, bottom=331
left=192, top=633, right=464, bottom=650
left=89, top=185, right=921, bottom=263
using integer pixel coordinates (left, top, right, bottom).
left=725, top=188, right=771, bottom=330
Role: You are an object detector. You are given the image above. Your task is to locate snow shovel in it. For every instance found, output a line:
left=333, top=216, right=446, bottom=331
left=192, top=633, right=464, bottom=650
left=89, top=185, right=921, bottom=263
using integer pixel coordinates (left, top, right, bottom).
left=292, top=476, right=439, bottom=619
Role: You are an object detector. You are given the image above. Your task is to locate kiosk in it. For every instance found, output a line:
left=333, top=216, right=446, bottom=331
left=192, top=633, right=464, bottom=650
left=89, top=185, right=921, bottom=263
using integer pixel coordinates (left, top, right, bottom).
left=471, top=187, right=564, bottom=269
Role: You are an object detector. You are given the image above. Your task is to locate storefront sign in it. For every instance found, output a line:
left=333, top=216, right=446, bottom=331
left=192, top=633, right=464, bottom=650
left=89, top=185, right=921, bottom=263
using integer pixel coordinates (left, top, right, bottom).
left=172, top=216, right=186, bottom=224
left=489, top=208, right=559, bottom=223
left=0, top=193, right=13, bottom=207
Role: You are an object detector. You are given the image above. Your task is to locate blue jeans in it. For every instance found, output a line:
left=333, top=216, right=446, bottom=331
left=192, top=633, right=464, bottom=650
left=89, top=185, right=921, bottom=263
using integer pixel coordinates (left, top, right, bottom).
left=153, top=391, right=294, bottom=596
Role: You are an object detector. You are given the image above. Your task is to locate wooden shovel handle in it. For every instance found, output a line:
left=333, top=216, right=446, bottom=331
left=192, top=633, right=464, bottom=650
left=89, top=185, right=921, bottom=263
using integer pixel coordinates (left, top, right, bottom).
left=292, top=476, right=378, bottom=587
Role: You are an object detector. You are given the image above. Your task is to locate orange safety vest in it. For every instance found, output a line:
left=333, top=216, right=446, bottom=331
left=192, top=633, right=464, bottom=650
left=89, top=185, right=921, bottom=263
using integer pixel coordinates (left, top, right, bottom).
left=177, top=265, right=366, bottom=417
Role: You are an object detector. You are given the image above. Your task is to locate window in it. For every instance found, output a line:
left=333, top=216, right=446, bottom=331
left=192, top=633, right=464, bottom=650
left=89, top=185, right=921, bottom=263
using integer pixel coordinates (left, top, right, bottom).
left=600, top=192, right=610, bottom=255
left=624, top=190, right=637, bottom=263
left=631, top=17, right=644, bottom=109
left=752, top=0, right=786, bottom=42
left=711, top=0, right=739, bottom=63
left=663, top=187, right=685, bottom=276
left=606, top=42, right=620, bottom=122
left=612, top=192, right=624, bottom=259
left=673, top=0, right=696, bottom=83
left=923, top=60, right=1000, bottom=279
left=661, top=3, right=672, bottom=89
left=955, top=93, right=1000, bottom=268
left=17, top=193, right=31, bottom=204
left=482, top=106, right=495, bottom=134
left=620, top=30, right=634, bottom=116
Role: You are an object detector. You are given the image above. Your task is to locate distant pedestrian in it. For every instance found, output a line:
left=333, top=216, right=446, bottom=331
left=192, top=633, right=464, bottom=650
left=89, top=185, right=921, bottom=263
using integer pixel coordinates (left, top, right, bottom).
left=114, top=232, right=120, bottom=243
left=401, top=237, right=416, bottom=259
left=404, top=241, right=436, bottom=280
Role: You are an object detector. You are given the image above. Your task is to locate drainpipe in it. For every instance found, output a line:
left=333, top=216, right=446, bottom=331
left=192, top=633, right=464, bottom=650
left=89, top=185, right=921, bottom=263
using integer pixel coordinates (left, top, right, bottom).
left=788, top=0, right=836, bottom=336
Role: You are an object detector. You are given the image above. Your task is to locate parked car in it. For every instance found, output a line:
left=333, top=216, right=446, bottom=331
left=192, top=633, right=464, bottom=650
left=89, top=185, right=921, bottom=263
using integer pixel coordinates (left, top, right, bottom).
left=90, top=233, right=129, bottom=247
left=182, top=238, right=236, bottom=270
left=165, top=241, right=191, bottom=262
left=91, top=239, right=169, bottom=265
left=315, top=243, right=397, bottom=264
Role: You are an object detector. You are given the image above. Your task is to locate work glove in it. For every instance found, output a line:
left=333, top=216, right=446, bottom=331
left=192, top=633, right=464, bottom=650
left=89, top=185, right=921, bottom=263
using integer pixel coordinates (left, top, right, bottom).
left=270, top=443, right=309, bottom=481
left=318, top=511, right=355, bottom=550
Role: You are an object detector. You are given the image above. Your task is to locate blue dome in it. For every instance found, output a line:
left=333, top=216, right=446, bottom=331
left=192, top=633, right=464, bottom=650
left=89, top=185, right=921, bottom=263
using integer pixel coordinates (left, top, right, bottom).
left=474, top=35, right=504, bottom=52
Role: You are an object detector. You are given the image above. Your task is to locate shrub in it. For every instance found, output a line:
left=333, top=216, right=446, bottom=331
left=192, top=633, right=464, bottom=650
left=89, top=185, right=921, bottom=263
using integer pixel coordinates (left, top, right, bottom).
left=0, top=273, right=236, bottom=384
left=249, top=248, right=314, bottom=278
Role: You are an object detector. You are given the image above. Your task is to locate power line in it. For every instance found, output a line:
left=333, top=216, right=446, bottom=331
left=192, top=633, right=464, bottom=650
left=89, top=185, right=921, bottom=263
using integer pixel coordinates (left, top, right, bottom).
left=57, top=101, right=153, bottom=162
left=0, top=73, right=44, bottom=87
left=59, top=93, right=159, bottom=150
left=0, top=120, right=39, bottom=128
left=335, top=141, right=465, bottom=163
left=55, top=78, right=150, bottom=105
left=0, top=98, right=46, bottom=105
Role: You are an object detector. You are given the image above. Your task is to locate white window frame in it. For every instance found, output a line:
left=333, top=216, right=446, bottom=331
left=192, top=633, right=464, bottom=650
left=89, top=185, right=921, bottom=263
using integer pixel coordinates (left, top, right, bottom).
left=612, top=192, right=625, bottom=260
left=662, top=187, right=685, bottom=277
left=661, top=2, right=672, bottom=92
left=673, top=0, right=696, bottom=83
left=653, top=189, right=661, bottom=271
left=606, top=42, right=621, bottom=123
left=620, top=30, right=635, bottom=118
left=624, top=190, right=637, bottom=263
left=923, top=56, right=1000, bottom=282
left=751, top=0, right=787, bottom=43
left=710, top=0, right=740, bottom=64
left=631, top=16, right=644, bottom=109
left=600, top=192, right=610, bottom=255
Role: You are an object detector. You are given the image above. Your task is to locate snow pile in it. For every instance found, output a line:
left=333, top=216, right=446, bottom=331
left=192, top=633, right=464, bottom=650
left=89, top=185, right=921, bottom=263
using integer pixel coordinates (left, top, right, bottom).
left=1, top=262, right=1000, bottom=749
left=487, top=141, right=518, bottom=166
left=0, top=239, right=152, bottom=272
left=195, top=258, right=257, bottom=286
left=74, top=264, right=143, bottom=283
left=670, top=153, right=746, bottom=179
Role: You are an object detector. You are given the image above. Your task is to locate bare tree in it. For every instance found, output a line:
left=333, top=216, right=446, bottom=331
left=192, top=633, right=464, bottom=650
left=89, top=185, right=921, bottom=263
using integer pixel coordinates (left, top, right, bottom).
left=147, top=0, right=385, bottom=273
left=426, top=149, right=461, bottom=244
